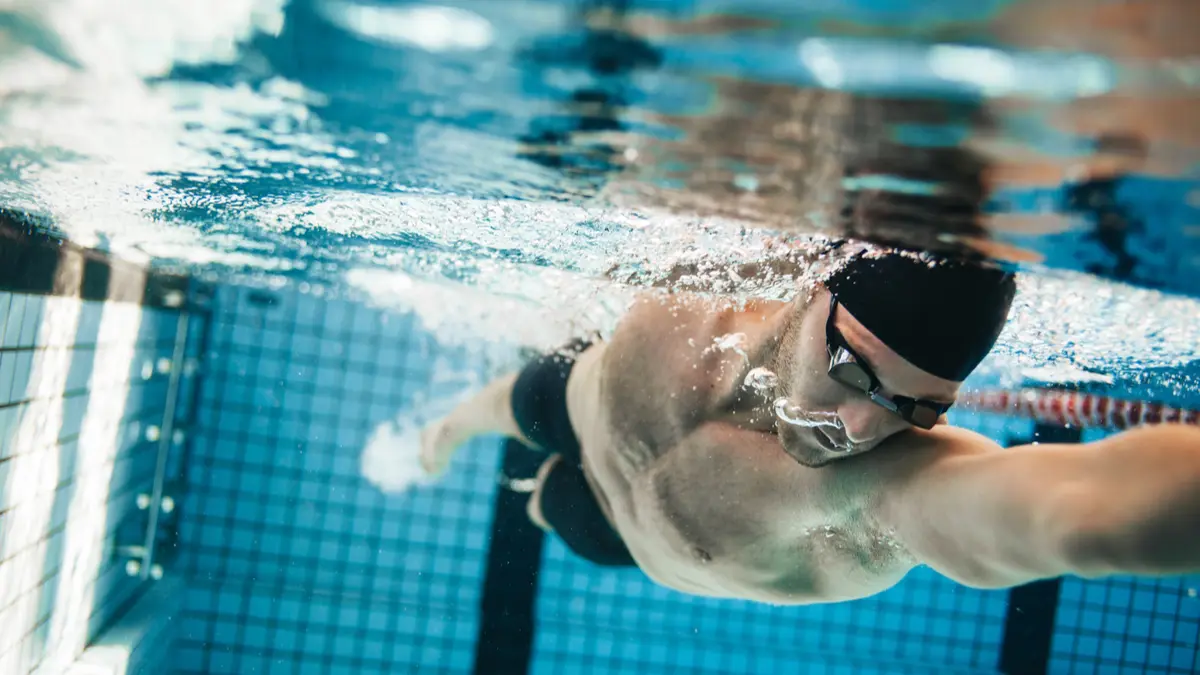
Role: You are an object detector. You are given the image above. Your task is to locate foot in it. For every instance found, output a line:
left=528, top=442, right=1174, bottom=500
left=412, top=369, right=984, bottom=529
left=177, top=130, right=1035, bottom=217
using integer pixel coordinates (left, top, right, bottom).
left=419, top=416, right=459, bottom=478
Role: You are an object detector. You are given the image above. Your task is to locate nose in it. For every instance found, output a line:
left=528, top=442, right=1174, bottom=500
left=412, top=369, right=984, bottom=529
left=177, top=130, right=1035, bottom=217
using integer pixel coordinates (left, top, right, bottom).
left=837, top=398, right=905, bottom=447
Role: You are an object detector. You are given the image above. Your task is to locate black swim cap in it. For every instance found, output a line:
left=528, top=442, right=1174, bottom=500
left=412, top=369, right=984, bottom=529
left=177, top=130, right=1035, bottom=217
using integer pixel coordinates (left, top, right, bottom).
left=823, top=250, right=1017, bottom=382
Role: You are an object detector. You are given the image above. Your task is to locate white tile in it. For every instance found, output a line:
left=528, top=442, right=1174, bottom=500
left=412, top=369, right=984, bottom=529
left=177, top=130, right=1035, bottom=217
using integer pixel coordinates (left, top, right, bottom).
left=76, top=301, right=104, bottom=344
left=35, top=446, right=60, bottom=497
left=18, top=632, right=37, bottom=674
left=43, top=297, right=82, bottom=349
left=3, top=453, right=39, bottom=515
left=8, top=351, right=33, bottom=403
left=0, top=352, right=15, bottom=406
left=1, top=295, right=25, bottom=348
left=18, top=295, right=44, bottom=349
left=30, top=348, right=68, bottom=401
left=0, top=405, right=18, bottom=460
left=0, top=293, right=10, bottom=338
left=0, top=602, right=14, bottom=658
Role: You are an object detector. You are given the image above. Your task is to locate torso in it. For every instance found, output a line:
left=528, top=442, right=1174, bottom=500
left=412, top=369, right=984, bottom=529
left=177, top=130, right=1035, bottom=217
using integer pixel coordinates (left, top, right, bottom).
left=565, top=292, right=919, bottom=604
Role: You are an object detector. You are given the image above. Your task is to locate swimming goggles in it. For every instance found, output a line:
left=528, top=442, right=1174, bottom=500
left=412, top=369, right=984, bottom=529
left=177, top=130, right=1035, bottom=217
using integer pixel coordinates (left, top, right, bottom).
left=825, top=295, right=952, bottom=430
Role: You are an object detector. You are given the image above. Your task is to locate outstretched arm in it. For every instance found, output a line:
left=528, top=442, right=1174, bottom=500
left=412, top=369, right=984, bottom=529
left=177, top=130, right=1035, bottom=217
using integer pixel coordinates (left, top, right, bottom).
left=419, top=373, right=533, bottom=476
left=874, top=424, right=1200, bottom=588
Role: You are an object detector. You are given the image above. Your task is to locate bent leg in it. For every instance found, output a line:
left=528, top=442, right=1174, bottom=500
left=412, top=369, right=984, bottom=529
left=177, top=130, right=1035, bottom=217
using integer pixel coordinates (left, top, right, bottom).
left=533, top=455, right=637, bottom=567
left=525, top=453, right=562, bottom=531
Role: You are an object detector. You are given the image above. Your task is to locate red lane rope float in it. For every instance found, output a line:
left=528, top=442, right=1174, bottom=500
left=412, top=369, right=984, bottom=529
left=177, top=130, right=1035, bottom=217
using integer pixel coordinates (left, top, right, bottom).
left=960, top=389, right=1200, bottom=430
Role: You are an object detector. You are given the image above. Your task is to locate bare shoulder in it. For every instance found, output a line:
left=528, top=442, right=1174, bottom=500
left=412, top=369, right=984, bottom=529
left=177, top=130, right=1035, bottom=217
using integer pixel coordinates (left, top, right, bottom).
left=884, top=424, right=1003, bottom=454
left=827, top=425, right=1006, bottom=495
left=639, top=417, right=994, bottom=511
left=598, top=293, right=765, bottom=458
left=650, top=421, right=1007, bottom=517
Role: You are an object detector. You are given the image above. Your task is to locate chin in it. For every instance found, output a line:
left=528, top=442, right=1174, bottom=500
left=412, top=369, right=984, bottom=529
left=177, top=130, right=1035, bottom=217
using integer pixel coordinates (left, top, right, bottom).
left=776, top=423, right=846, bottom=468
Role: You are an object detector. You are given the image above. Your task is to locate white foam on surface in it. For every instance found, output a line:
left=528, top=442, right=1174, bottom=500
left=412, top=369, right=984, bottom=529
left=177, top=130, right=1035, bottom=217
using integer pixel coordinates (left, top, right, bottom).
left=315, top=1, right=495, bottom=52
left=0, top=0, right=1194, bottom=410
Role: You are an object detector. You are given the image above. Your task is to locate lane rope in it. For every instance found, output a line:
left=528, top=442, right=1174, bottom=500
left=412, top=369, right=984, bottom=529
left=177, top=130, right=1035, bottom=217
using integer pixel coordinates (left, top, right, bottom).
left=960, top=389, right=1200, bottom=430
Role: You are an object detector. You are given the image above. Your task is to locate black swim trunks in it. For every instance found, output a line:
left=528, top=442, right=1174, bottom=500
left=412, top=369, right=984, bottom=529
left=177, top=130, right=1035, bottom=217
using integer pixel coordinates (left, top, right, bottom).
left=510, top=340, right=637, bottom=568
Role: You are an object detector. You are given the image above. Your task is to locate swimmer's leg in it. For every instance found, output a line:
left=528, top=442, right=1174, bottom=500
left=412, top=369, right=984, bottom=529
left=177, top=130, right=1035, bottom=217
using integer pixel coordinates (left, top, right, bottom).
left=420, top=373, right=532, bottom=477
left=526, top=452, right=637, bottom=566
left=525, top=453, right=562, bottom=531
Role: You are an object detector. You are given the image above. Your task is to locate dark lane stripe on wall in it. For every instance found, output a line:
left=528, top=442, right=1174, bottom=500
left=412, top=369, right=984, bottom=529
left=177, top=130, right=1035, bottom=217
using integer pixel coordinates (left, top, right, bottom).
left=0, top=210, right=191, bottom=307
left=998, top=423, right=1080, bottom=675
left=473, top=440, right=547, bottom=675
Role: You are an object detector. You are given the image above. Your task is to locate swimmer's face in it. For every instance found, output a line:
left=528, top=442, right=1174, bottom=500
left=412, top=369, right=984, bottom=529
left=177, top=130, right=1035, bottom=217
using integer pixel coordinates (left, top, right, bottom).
left=775, top=290, right=962, bottom=467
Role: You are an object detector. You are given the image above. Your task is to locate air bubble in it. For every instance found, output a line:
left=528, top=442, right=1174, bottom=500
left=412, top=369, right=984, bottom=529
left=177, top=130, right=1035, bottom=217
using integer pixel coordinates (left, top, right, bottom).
left=713, top=333, right=749, bottom=360
left=743, top=367, right=779, bottom=392
left=772, top=397, right=843, bottom=430
left=714, top=332, right=746, bottom=349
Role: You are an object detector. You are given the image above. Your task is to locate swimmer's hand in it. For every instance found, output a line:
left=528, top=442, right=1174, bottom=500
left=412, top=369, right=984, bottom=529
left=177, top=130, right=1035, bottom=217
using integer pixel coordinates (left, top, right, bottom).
left=414, top=373, right=531, bottom=481
left=364, top=378, right=508, bottom=492
left=419, top=417, right=457, bottom=478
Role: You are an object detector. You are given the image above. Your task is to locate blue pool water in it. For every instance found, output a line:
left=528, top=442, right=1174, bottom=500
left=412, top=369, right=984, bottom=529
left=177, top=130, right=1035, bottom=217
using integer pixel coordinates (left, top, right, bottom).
left=0, top=0, right=1198, bottom=674
left=1, top=0, right=1198, bottom=392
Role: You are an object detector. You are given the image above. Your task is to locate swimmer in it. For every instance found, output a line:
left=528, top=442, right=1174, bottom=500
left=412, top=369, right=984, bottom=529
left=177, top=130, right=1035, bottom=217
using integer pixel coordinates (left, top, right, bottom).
left=420, top=246, right=1200, bottom=603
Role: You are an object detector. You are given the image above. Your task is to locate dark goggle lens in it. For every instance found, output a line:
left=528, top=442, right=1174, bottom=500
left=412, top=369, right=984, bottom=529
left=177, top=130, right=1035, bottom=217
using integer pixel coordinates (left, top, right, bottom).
left=905, top=404, right=941, bottom=430
left=829, top=354, right=873, bottom=393
left=831, top=350, right=945, bottom=430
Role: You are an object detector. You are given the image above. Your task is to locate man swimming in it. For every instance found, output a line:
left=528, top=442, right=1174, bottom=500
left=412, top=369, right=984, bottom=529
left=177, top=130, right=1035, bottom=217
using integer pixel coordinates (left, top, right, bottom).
left=419, top=244, right=1200, bottom=603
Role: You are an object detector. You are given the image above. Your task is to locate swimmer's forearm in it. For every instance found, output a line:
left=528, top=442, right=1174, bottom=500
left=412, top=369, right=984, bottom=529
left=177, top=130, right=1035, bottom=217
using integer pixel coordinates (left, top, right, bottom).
left=1064, top=425, right=1200, bottom=578
left=422, top=374, right=531, bottom=475
left=444, top=373, right=528, bottom=445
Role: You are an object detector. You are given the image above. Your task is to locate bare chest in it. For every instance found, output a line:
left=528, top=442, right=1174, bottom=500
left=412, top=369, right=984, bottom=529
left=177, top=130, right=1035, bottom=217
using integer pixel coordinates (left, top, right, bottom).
left=618, top=464, right=916, bottom=603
